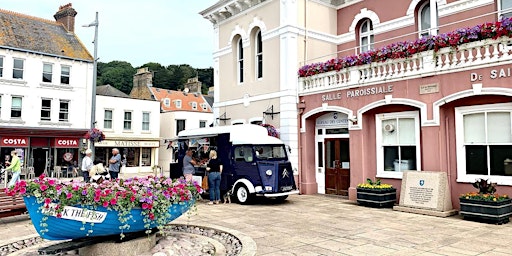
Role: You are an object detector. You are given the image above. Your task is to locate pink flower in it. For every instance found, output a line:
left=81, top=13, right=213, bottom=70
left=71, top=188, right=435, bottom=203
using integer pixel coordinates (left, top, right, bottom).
left=44, top=198, right=51, bottom=205
left=142, top=203, right=149, bottom=209
left=56, top=213, right=62, bottom=218
left=40, top=185, right=48, bottom=191
left=48, top=179, right=56, bottom=186
left=19, top=187, right=26, bottom=194
left=110, top=198, right=117, bottom=205
left=102, top=201, right=109, bottom=207
left=66, top=193, right=73, bottom=199
left=94, top=196, right=100, bottom=202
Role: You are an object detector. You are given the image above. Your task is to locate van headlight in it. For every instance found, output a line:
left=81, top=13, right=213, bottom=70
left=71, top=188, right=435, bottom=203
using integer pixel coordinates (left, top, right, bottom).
left=265, top=170, right=272, bottom=176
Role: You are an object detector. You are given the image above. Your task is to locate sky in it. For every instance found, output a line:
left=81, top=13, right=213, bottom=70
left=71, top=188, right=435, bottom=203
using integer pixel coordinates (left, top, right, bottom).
left=2, top=1, right=219, bottom=68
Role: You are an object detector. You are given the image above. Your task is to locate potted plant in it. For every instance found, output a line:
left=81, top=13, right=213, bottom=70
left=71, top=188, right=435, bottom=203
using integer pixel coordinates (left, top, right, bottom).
left=459, top=179, right=512, bottom=224
left=356, top=178, right=396, bottom=208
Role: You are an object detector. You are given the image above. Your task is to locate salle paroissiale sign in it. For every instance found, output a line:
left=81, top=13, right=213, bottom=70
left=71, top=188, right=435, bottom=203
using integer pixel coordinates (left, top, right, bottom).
left=321, top=85, right=394, bottom=101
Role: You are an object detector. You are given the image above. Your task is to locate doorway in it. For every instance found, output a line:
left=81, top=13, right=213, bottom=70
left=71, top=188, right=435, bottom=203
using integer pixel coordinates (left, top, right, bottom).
left=325, top=138, right=350, bottom=196
left=32, top=148, right=49, bottom=177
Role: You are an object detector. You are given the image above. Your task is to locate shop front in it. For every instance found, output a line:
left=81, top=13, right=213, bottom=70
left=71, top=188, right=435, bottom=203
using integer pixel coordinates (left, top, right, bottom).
left=94, top=139, right=159, bottom=174
left=298, top=66, right=512, bottom=208
left=0, top=136, right=28, bottom=170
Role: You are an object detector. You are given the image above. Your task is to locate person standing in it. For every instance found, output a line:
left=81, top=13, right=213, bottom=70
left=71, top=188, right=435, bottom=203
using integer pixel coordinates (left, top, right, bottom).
left=5, top=150, right=21, bottom=187
left=81, top=149, right=93, bottom=182
left=108, top=148, right=121, bottom=180
left=206, top=150, right=223, bottom=204
left=182, top=149, right=197, bottom=182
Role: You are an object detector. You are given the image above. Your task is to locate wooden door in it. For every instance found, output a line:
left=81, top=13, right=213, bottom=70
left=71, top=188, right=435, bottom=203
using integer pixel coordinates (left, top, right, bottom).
left=325, top=139, right=350, bottom=196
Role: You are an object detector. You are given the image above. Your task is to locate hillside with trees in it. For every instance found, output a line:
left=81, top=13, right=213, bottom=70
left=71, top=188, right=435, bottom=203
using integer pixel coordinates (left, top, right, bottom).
left=97, top=61, right=213, bottom=95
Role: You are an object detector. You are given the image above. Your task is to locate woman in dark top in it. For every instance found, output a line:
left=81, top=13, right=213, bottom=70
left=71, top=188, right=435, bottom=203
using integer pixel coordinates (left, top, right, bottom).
left=206, top=150, right=223, bottom=204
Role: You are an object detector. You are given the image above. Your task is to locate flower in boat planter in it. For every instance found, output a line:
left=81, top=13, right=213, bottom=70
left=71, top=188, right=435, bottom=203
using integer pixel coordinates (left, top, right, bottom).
left=357, top=178, right=394, bottom=191
left=84, top=128, right=105, bottom=143
left=5, top=175, right=202, bottom=237
left=460, top=179, right=509, bottom=202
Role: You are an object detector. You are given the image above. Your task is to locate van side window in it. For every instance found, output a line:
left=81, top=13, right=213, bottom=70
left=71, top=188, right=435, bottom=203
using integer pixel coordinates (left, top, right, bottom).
left=234, top=146, right=253, bottom=162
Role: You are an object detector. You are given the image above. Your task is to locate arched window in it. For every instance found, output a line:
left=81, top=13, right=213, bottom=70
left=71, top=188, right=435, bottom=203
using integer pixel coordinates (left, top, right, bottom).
left=418, top=1, right=438, bottom=38
left=359, top=19, right=374, bottom=53
left=255, top=30, right=263, bottom=79
left=237, top=37, right=244, bottom=83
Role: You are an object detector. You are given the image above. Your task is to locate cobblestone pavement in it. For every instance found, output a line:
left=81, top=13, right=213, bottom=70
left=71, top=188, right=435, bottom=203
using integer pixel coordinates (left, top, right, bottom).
left=3, top=194, right=512, bottom=255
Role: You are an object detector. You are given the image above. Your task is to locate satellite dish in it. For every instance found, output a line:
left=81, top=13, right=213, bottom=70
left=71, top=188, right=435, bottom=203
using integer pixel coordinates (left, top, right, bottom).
left=184, top=88, right=190, bottom=93
left=384, top=124, right=395, bottom=132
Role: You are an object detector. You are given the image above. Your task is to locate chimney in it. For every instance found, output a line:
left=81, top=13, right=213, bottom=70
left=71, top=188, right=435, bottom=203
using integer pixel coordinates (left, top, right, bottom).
left=54, top=3, right=77, bottom=32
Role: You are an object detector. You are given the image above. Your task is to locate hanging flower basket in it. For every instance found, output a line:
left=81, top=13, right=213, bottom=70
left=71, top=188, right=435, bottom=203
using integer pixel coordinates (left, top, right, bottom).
left=84, top=128, right=105, bottom=143
left=261, top=124, right=279, bottom=138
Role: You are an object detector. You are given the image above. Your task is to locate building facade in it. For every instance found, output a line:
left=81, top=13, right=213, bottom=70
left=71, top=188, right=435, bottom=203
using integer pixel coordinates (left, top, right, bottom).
left=297, top=0, right=512, bottom=207
left=94, top=85, right=161, bottom=173
left=0, top=4, right=94, bottom=176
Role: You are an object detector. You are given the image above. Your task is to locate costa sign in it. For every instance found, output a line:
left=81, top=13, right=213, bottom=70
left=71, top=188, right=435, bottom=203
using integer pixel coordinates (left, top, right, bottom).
left=0, top=137, right=29, bottom=147
left=54, top=138, right=79, bottom=148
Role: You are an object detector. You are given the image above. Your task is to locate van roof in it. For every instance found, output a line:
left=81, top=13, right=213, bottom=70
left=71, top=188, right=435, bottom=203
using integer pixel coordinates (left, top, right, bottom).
left=177, top=124, right=284, bottom=145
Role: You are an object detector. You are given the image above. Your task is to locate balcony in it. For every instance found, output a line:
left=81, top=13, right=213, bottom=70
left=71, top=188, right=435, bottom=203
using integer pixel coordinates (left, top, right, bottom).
left=299, top=36, right=512, bottom=95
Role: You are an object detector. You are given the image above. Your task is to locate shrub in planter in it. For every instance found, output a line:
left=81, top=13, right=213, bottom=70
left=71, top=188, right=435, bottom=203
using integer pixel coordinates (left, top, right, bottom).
left=356, top=178, right=396, bottom=208
left=459, top=179, right=512, bottom=224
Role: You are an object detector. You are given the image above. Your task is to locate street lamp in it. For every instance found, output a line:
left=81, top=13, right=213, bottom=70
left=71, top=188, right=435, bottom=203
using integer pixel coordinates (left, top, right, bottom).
left=83, top=12, right=99, bottom=160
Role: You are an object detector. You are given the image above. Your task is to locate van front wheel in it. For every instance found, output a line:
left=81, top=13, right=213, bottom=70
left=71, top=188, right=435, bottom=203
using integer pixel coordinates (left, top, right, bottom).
left=235, top=185, right=252, bottom=204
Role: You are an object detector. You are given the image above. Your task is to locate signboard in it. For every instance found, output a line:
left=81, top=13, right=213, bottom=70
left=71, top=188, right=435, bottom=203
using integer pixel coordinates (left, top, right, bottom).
left=398, top=171, right=453, bottom=212
left=54, top=138, right=79, bottom=148
left=95, top=140, right=159, bottom=148
left=43, top=204, right=107, bottom=223
left=0, top=136, right=29, bottom=147
left=315, top=112, right=348, bottom=127
left=419, top=84, right=439, bottom=95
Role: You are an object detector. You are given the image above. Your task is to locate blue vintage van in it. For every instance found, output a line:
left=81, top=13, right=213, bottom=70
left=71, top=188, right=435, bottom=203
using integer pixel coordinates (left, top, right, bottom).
left=177, top=124, right=298, bottom=204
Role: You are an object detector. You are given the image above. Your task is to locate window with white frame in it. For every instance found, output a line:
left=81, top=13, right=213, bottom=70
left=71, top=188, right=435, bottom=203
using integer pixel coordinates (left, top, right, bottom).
left=455, top=103, right=512, bottom=183
left=41, top=99, right=51, bottom=121
left=255, top=30, right=263, bottom=79
left=13, top=59, right=24, bottom=79
left=175, top=100, right=182, bottom=108
left=0, top=56, right=4, bottom=77
left=59, top=100, right=69, bottom=122
left=199, top=120, right=206, bottom=128
left=43, top=63, right=53, bottom=83
left=11, top=96, right=22, bottom=118
left=418, top=1, right=438, bottom=38
left=176, top=119, right=185, bottom=135
left=104, top=109, right=113, bottom=129
left=61, top=66, right=70, bottom=84
left=142, top=112, right=150, bottom=131
left=191, top=102, right=197, bottom=110
left=376, top=111, right=421, bottom=178
left=141, top=148, right=151, bottom=166
left=500, top=0, right=512, bottom=19
left=201, top=103, right=208, bottom=111
left=164, top=98, right=170, bottom=107
left=124, top=111, right=132, bottom=130
left=237, top=37, right=244, bottom=83
left=359, top=19, right=374, bottom=53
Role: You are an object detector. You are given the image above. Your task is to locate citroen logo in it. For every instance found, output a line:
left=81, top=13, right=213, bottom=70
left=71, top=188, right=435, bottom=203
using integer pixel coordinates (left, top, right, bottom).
left=282, top=168, right=289, bottom=178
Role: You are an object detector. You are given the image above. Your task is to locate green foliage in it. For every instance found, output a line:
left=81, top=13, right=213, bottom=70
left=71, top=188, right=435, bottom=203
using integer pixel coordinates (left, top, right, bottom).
left=97, top=61, right=136, bottom=94
left=472, top=179, right=497, bottom=194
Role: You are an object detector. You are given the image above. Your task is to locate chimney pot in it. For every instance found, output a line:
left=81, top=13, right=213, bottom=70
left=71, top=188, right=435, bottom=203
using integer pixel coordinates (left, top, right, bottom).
left=54, top=3, right=77, bottom=32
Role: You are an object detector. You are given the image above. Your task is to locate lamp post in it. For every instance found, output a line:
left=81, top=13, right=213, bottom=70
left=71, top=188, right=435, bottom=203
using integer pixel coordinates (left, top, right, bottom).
left=83, top=12, right=99, bottom=160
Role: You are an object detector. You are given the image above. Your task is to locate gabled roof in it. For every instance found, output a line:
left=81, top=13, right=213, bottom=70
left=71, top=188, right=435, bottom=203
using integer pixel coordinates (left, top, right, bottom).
left=149, top=87, right=212, bottom=113
left=0, top=9, right=93, bottom=61
left=96, top=85, right=130, bottom=98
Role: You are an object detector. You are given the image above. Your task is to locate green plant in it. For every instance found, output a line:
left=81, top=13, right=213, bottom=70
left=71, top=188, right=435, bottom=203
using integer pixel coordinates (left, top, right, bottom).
left=357, top=178, right=394, bottom=191
left=472, top=178, right=497, bottom=194
left=460, top=179, right=509, bottom=202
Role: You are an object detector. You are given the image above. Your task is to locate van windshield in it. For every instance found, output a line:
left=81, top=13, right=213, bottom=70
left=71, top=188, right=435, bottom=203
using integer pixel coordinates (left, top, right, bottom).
left=254, top=145, right=286, bottom=160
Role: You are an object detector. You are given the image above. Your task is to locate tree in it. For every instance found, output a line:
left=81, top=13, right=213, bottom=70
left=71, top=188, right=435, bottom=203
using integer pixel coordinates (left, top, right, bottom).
left=97, top=61, right=136, bottom=94
left=140, top=62, right=172, bottom=89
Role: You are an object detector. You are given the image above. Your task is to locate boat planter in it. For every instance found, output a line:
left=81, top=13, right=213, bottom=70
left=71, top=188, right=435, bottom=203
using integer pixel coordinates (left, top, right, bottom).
left=459, top=198, right=512, bottom=224
left=356, top=188, right=397, bottom=208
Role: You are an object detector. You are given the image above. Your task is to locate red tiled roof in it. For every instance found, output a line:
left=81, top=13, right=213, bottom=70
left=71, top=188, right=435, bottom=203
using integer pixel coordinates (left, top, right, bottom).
left=149, top=87, right=212, bottom=113
left=0, top=9, right=93, bottom=61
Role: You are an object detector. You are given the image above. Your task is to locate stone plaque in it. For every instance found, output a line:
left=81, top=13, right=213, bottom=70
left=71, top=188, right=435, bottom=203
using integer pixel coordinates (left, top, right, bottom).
left=419, top=83, right=439, bottom=94
left=398, top=171, right=453, bottom=212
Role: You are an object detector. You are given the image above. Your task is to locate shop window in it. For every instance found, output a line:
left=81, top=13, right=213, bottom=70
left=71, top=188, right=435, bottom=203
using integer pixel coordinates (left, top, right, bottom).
left=123, top=147, right=140, bottom=167
left=176, top=119, right=185, bottom=135
left=141, top=148, right=151, bottom=166
left=61, top=66, right=70, bottom=85
left=456, top=103, right=512, bottom=183
left=43, top=63, right=53, bottom=83
left=11, top=96, right=22, bottom=118
left=142, top=112, right=150, bottom=131
left=417, top=1, right=438, bottom=38
left=376, top=111, right=420, bottom=179
left=255, top=30, right=263, bottom=79
left=0, top=56, right=3, bottom=77
left=104, top=109, right=113, bottom=129
left=500, top=0, right=512, bottom=19
left=41, top=99, right=51, bottom=121
left=359, top=19, right=374, bottom=53
left=59, top=100, right=69, bottom=122
left=13, top=59, right=24, bottom=79
left=124, top=111, right=132, bottom=130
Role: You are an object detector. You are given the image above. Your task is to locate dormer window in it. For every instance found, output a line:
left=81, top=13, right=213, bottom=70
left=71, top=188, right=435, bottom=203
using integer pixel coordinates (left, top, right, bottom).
left=164, top=98, right=170, bottom=107
left=191, top=102, right=197, bottom=110
left=175, top=100, right=182, bottom=108
left=201, top=103, right=208, bottom=111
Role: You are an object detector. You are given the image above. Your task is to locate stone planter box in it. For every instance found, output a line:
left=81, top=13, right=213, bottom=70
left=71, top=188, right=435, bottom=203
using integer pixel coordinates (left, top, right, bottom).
left=459, top=198, right=512, bottom=224
left=356, top=188, right=397, bottom=208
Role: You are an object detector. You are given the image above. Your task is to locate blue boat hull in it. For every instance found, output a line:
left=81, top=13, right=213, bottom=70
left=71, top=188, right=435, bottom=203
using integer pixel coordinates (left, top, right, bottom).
left=23, top=196, right=193, bottom=240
